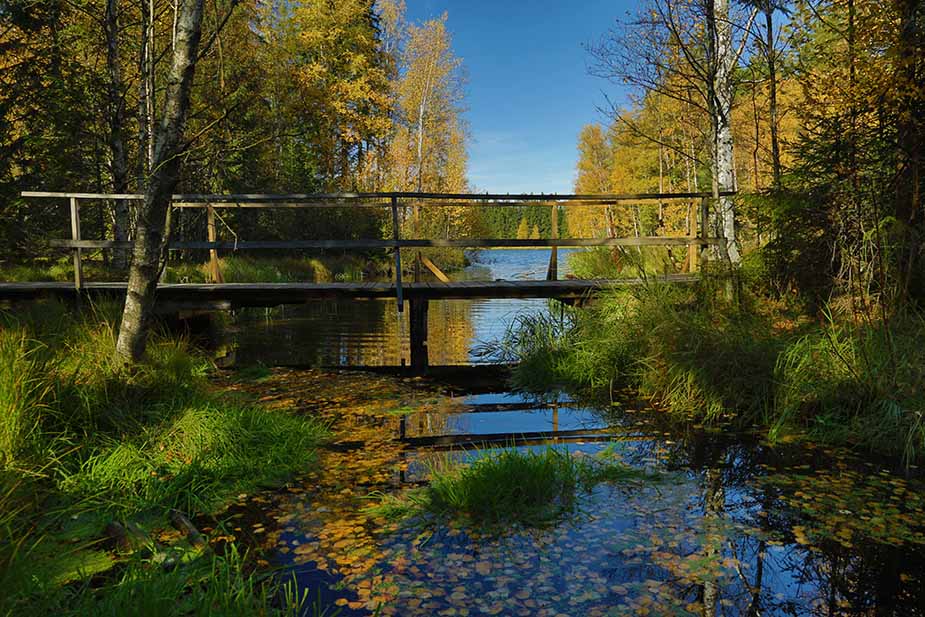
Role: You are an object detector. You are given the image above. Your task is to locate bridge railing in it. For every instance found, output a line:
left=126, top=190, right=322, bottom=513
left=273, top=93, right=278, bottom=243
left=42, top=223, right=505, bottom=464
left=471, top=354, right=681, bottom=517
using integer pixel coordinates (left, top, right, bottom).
left=20, top=191, right=730, bottom=305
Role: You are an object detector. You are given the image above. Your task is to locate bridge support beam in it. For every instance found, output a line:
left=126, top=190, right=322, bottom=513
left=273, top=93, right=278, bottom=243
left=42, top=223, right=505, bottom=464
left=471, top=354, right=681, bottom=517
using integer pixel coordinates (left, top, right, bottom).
left=409, top=298, right=429, bottom=373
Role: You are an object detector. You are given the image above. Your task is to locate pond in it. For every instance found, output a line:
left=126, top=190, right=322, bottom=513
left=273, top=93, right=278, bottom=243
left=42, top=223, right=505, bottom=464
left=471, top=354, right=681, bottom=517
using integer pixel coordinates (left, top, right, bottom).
left=214, top=250, right=925, bottom=616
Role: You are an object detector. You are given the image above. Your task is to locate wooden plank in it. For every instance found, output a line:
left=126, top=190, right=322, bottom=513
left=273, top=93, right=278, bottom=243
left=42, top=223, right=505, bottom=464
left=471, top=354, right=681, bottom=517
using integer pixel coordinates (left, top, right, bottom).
left=172, top=201, right=390, bottom=209
left=547, top=203, right=558, bottom=280
left=206, top=205, right=224, bottom=283
left=420, top=256, right=450, bottom=283
left=23, top=191, right=145, bottom=200
left=49, top=237, right=725, bottom=250
left=699, top=196, right=711, bottom=267
left=399, top=426, right=617, bottom=448
left=391, top=197, right=403, bottom=312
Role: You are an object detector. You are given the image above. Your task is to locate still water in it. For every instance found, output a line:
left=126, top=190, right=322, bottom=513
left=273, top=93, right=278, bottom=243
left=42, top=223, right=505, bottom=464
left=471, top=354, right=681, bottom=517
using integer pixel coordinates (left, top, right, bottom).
left=226, top=249, right=573, bottom=367
left=216, top=250, right=925, bottom=616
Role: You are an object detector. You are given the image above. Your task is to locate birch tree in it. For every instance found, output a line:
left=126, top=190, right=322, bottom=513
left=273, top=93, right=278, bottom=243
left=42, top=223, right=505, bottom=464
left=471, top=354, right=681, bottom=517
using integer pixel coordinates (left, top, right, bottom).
left=590, top=0, right=755, bottom=264
left=115, top=0, right=206, bottom=362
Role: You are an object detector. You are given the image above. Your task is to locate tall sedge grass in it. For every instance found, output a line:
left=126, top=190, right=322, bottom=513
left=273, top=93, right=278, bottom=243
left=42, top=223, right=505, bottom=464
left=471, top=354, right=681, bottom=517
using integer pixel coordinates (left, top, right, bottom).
left=773, top=312, right=925, bottom=459
left=567, top=246, right=685, bottom=280
left=0, top=331, right=51, bottom=467
left=498, top=280, right=925, bottom=462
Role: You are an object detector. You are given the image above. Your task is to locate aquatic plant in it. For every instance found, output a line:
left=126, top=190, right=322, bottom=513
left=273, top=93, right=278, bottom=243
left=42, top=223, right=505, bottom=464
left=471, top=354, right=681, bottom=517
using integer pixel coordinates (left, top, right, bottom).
left=367, top=447, right=664, bottom=528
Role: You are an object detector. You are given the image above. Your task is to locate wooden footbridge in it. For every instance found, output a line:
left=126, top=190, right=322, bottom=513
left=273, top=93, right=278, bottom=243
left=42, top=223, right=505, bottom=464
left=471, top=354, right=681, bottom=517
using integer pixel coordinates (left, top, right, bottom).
left=5, top=191, right=727, bottom=370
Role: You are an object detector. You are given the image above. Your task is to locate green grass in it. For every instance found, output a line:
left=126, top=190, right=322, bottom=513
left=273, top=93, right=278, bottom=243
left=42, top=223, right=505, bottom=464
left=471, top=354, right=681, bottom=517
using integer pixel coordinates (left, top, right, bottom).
left=367, top=447, right=664, bottom=528
left=0, top=300, right=331, bottom=614
left=772, top=312, right=925, bottom=460
left=0, top=258, right=125, bottom=282
left=5, top=543, right=337, bottom=617
left=0, top=254, right=383, bottom=284
left=164, top=255, right=377, bottom=284
left=496, top=273, right=925, bottom=462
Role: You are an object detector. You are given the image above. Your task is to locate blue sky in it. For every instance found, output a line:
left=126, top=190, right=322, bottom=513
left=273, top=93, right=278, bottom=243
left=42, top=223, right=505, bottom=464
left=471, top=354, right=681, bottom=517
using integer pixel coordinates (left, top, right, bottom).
left=404, top=0, right=636, bottom=194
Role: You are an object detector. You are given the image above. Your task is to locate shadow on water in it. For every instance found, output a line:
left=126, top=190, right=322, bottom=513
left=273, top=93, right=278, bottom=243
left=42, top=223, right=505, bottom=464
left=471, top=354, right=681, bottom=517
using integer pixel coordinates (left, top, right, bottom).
left=208, top=250, right=925, bottom=616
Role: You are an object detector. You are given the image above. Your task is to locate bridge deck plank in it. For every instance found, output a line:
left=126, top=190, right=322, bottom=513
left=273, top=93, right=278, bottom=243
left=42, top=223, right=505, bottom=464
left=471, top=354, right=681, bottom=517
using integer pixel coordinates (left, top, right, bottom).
left=0, top=276, right=697, bottom=308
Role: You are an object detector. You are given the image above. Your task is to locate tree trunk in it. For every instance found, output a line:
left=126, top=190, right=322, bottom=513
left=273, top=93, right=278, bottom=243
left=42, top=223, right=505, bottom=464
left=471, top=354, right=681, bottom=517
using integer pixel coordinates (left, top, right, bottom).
left=764, top=3, right=782, bottom=190
left=105, top=0, right=131, bottom=269
left=894, top=0, right=924, bottom=301
left=709, top=0, right=741, bottom=264
left=116, top=0, right=206, bottom=363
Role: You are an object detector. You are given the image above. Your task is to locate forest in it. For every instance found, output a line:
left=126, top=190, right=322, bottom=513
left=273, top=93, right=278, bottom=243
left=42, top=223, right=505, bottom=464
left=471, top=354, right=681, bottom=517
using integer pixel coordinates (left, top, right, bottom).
left=0, top=0, right=470, bottom=260
left=2, top=0, right=925, bottom=615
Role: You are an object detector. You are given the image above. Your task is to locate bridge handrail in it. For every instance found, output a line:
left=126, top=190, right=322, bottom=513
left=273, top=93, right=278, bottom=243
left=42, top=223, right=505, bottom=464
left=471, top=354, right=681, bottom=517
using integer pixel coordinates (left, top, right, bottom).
left=20, top=190, right=729, bottom=299
left=22, top=190, right=734, bottom=203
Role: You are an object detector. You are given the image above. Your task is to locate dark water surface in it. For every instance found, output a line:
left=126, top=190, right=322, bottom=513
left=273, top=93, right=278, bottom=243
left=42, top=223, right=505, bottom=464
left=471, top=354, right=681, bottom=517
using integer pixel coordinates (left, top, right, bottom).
left=215, top=251, right=925, bottom=616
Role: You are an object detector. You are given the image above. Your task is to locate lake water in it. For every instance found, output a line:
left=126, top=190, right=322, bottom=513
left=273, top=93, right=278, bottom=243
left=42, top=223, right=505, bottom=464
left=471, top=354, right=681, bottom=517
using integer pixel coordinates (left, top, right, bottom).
left=224, top=249, right=575, bottom=367
left=215, top=250, right=925, bottom=616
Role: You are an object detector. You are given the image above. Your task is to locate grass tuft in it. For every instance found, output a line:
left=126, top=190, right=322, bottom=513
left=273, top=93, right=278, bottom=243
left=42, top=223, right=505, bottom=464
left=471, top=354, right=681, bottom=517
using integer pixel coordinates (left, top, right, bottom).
left=368, top=447, right=664, bottom=529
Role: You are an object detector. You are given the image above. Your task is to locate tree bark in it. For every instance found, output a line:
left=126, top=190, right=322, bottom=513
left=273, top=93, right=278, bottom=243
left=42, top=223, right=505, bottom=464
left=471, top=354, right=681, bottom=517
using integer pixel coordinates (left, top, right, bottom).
left=105, top=0, right=131, bottom=268
left=764, top=2, right=782, bottom=190
left=894, top=0, right=924, bottom=300
left=709, top=0, right=741, bottom=264
left=116, top=0, right=206, bottom=363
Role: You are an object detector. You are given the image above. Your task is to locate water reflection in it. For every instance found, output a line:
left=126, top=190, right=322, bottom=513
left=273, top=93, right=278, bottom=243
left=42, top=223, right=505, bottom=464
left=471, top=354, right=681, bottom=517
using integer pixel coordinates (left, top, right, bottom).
left=220, top=369, right=925, bottom=617
left=224, top=249, right=574, bottom=367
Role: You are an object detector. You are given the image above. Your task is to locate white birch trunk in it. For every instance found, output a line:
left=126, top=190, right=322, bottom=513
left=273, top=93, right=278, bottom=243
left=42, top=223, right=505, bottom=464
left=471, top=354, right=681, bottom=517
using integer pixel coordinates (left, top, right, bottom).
left=712, top=0, right=741, bottom=264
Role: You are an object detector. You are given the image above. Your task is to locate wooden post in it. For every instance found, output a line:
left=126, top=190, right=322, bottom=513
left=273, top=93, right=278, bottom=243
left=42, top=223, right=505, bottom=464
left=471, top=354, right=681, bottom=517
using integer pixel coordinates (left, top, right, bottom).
left=413, top=198, right=422, bottom=283
left=689, top=200, right=698, bottom=273
left=391, top=197, right=403, bottom=312
left=546, top=203, right=558, bottom=280
left=206, top=204, right=223, bottom=283
left=409, top=298, right=428, bottom=373
left=699, top=196, right=710, bottom=270
left=70, top=197, right=83, bottom=289
left=421, top=256, right=450, bottom=283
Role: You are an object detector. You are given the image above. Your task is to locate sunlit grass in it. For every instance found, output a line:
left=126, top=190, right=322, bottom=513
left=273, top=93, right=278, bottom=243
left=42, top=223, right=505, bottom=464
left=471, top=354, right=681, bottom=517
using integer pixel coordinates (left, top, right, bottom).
left=0, top=300, right=330, bottom=614
left=567, top=246, right=685, bottom=279
left=367, top=447, right=663, bottom=528
left=164, top=254, right=372, bottom=284
left=0, top=254, right=378, bottom=284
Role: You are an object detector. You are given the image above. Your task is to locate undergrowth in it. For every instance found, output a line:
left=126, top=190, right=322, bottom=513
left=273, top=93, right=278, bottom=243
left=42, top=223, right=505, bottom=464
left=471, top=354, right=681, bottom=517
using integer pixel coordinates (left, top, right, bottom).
left=567, top=246, right=687, bottom=279
left=0, top=254, right=385, bottom=284
left=0, top=300, right=330, bottom=614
